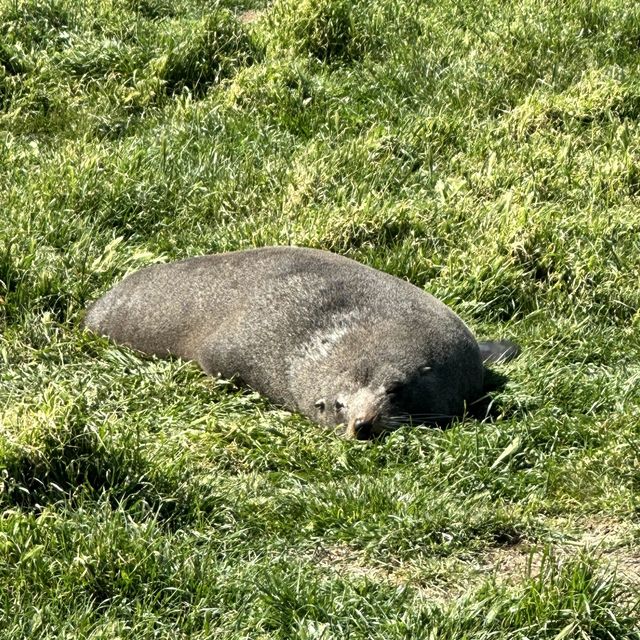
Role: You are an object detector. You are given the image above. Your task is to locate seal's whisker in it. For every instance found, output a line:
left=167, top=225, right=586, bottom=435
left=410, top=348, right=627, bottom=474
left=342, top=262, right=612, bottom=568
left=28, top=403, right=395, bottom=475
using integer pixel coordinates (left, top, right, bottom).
left=380, top=416, right=458, bottom=430
left=387, top=412, right=458, bottom=421
left=379, top=424, right=403, bottom=432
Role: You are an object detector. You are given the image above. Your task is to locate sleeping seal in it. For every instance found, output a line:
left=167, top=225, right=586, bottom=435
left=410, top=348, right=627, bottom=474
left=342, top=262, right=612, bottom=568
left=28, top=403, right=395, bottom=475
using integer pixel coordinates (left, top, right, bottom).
left=84, top=247, right=518, bottom=439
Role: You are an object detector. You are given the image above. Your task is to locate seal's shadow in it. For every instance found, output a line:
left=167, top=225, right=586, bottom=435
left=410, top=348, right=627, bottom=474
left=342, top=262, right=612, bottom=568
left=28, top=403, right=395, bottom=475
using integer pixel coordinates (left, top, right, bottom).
left=466, top=367, right=513, bottom=423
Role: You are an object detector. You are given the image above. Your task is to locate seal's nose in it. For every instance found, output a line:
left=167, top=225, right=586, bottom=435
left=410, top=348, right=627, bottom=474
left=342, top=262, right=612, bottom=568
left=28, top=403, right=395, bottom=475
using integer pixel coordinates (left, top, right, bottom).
left=354, top=418, right=374, bottom=440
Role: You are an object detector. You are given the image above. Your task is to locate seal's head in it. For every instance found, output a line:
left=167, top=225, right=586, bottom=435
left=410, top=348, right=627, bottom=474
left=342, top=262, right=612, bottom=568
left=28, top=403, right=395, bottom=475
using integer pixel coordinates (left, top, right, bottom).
left=310, top=368, right=439, bottom=439
left=288, top=315, right=484, bottom=439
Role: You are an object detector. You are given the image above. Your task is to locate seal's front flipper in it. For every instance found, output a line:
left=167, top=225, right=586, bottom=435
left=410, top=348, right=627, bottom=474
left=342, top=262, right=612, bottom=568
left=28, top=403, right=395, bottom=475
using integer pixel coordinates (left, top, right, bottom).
left=478, top=340, right=520, bottom=364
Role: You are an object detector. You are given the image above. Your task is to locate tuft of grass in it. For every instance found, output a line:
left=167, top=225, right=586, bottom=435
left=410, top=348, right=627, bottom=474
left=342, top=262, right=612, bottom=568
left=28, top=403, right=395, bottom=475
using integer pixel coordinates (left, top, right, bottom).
left=160, top=11, right=259, bottom=96
left=263, top=0, right=420, bottom=64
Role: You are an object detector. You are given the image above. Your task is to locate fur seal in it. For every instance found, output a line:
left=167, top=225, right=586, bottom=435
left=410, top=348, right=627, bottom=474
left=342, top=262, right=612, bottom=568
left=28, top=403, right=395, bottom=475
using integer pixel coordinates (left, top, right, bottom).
left=84, top=247, right=518, bottom=439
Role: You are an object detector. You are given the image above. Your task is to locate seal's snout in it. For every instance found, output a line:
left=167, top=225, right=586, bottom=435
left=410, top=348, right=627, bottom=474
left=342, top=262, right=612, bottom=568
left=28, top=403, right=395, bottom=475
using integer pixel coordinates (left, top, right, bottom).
left=342, top=387, right=387, bottom=439
left=346, top=410, right=381, bottom=440
left=353, top=418, right=375, bottom=440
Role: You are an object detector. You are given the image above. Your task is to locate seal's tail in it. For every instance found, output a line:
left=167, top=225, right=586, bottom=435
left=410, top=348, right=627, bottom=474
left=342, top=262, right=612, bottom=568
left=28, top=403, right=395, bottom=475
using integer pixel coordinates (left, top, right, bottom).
left=478, top=340, right=521, bottom=364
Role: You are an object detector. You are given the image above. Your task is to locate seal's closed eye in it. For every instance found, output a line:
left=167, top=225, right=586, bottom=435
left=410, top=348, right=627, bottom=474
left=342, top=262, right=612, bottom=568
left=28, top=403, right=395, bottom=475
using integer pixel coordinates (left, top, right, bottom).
left=385, top=381, right=403, bottom=396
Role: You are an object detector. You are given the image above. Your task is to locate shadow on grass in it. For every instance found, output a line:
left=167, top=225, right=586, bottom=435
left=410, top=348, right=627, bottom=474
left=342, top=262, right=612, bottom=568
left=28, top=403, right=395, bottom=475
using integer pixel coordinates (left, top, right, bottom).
left=1, top=446, right=206, bottom=527
left=0, top=398, right=198, bottom=524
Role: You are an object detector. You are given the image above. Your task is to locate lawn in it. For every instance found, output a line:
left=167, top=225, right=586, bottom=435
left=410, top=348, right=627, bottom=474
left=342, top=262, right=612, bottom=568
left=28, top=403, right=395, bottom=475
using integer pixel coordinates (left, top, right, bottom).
left=1, top=0, right=639, bottom=637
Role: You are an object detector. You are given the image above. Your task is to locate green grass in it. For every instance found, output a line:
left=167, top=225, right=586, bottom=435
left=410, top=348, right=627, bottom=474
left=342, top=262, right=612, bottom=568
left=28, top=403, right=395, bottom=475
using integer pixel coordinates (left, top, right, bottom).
left=1, top=0, right=640, bottom=637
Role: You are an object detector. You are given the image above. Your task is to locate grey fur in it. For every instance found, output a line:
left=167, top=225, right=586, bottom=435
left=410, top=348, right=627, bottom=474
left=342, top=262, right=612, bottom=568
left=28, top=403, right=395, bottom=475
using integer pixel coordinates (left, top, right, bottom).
left=84, top=247, right=517, bottom=438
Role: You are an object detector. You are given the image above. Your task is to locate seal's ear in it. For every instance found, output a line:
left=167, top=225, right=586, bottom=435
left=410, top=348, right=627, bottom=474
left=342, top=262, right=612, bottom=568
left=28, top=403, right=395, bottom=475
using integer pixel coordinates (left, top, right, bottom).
left=478, top=340, right=521, bottom=364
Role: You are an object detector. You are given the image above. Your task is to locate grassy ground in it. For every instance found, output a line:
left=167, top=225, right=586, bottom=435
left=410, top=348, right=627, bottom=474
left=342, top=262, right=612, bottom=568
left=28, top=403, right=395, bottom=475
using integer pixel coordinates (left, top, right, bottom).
left=1, top=0, right=640, bottom=637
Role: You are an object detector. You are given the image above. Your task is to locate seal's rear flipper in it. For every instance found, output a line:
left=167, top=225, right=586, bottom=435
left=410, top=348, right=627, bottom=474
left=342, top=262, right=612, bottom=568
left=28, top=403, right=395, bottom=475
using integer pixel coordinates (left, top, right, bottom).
left=478, top=340, right=521, bottom=364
